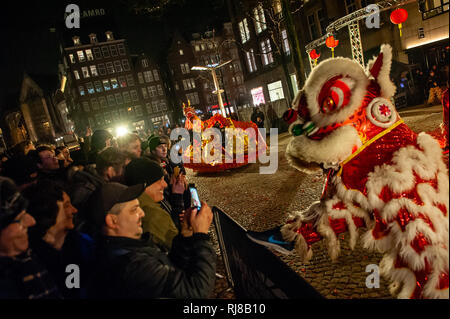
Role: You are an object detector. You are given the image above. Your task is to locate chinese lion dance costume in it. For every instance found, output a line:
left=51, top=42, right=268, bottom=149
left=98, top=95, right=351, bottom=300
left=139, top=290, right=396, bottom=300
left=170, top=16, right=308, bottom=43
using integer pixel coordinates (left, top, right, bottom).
left=182, top=102, right=266, bottom=173
left=281, top=45, right=448, bottom=299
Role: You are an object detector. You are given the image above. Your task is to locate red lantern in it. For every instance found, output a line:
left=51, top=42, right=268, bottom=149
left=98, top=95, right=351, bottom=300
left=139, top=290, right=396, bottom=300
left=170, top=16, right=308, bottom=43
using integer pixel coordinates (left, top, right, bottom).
left=390, top=8, right=408, bottom=37
left=326, top=35, right=339, bottom=58
left=309, top=49, right=321, bottom=66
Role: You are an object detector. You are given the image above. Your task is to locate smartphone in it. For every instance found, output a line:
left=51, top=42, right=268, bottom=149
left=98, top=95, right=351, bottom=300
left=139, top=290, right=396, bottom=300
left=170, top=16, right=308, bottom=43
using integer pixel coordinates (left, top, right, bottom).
left=189, top=185, right=202, bottom=211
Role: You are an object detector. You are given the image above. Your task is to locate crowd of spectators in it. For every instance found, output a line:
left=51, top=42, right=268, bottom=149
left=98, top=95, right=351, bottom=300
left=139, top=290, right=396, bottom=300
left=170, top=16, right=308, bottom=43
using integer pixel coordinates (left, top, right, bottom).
left=0, top=127, right=217, bottom=299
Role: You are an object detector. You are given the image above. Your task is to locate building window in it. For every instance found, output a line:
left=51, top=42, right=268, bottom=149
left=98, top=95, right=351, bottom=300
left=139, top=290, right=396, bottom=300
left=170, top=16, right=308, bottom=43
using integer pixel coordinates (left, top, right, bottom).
left=79, top=86, right=85, bottom=96
left=153, top=70, right=159, bottom=81
left=152, top=101, right=159, bottom=112
left=253, top=4, right=267, bottom=34
left=86, top=82, right=95, bottom=94
left=143, top=71, right=154, bottom=82
left=95, top=114, right=104, bottom=126
left=82, top=101, right=90, bottom=112
left=119, top=108, right=127, bottom=119
left=117, top=43, right=126, bottom=55
left=186, top=92, right=200, bottom=105
left=115, top=93, right=123, bottom=105
left=260, top=39, right=274, bottom=65
left=345, top=0, right=357, bottom=14
left=180, top=63, right=190, bottom=74
left=109, top=45, right=118, bottom=57
left=138, top=73, right=144, bottom=84
left=90, top=65, right=98, bottom=77
left=146, top=102, right=152, bottom=114
left=268, top=80, right=285, bottom=101
left=159, top=100, right=167, bottom=111
left=106, top=62, right=115, bottom=74
left=107, top=95, right=116, bottom=106
left=195, top=45, right=200, bottom=52
left=201, top=43, right=206, bottom=51
left=122, top=59, right=130, bottom=71
left=93, top=48, right=102, bottom=59
left=99, top=96, right=107, bottom=108
left=85, top=49, right=94, bottom=61
left=110, top=78, right=119, bottom=89
left=179, top=49, right=184, bottom=55
left=123, top=91, right=131, bottom=103
left=307, top=13, right=319, bottom=40
left=135, top=105, right=143, bottom=117
left=91, top=98, right=99, bottom=110
left=126, top=74, right=135, bottom=86
left=104, top=112, right=112, bottom=125
left=317, top=9, right=327, bottom=36
left=148, top=86, right=157, bottom=97
left=420, top=0, right=450, bottom=20
left=141, top=59, right=148, bottom=68
left=118, top=76, right=127, bottom=88
left=112, top=110, right=120, bottom=121
left=142, top=87, right=149, bottom=99
left=81, top=66, right=90, bottom=78
left=251, top=86, right=265, bottom=106
left=130, top=90, right=139, bottom=101
left=97, top=63, right=106, bottom=75
left=69, top=54, right=76, bottom=64
left=246, top=49, right=257, bottom=72
left=114, top=61, right=123, bottom=73
left=127, top=106, right=134, bottom=117
left=175, top=82, right=179, bottom=90
left=238, top=18, right=250, bottom=43
left=101, top=46, right=110, bottom=58
left=282, top=30, right=290, bottom=55
left=77, top=50, right=86, bottom=63
left=94, top=81, right=103, bottom=93
left=73, top=70, right=80, bottom=80
left=103, top=79, right=111, bottom=91
left=157, top=84, right=164, bottom=95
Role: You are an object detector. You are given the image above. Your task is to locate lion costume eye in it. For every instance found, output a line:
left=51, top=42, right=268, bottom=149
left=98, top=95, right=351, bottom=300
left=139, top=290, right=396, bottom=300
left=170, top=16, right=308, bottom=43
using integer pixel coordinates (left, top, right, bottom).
left=321, top=96, right=337, bottom=113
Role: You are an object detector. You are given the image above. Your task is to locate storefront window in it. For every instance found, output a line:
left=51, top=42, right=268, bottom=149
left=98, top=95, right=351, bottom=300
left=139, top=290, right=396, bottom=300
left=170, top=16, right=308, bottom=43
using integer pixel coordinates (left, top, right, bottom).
left=251, top=87, right=265, bottom=106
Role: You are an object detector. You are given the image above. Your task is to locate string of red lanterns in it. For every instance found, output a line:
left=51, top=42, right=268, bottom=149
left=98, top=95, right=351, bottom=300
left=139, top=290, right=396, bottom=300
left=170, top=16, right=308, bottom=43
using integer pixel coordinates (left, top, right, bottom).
left=309, top=49, right=321, bottom=66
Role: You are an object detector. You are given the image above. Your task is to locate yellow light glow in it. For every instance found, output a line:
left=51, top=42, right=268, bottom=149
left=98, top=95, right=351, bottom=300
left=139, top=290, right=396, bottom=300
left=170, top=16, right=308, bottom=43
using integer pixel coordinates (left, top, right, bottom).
left=406, top=36, right=449, bottom=50
left=116, top=126, right=129, bottom=137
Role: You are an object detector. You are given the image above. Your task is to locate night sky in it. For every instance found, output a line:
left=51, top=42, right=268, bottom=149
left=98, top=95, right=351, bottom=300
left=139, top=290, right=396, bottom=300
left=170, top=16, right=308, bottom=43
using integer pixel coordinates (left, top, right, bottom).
left=0, top=0, right=227, bottom=108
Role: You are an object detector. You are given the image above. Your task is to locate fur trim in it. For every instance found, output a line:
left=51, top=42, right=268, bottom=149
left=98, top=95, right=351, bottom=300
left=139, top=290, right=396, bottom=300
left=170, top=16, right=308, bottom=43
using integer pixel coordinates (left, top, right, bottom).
left=366, top=44, right=397, bottom=99
left=304, top=56, right=370, bottom=128
left=286, top=125, right=362, bottom=171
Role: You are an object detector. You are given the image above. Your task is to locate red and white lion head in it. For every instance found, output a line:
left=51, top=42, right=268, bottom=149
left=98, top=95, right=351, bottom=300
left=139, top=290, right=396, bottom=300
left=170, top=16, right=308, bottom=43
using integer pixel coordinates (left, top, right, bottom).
left=285, top=44, right=399, bottom=173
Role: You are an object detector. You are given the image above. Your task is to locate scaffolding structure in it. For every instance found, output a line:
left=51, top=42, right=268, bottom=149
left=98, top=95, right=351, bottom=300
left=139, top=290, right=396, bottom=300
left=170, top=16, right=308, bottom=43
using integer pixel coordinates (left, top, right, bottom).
left=305, top=0, right=416, bottom=69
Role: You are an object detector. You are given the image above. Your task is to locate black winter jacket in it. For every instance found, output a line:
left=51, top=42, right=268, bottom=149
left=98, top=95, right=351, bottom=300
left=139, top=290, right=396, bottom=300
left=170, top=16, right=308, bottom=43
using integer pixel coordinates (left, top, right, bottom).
left=89, top=233, right=216, bottom=299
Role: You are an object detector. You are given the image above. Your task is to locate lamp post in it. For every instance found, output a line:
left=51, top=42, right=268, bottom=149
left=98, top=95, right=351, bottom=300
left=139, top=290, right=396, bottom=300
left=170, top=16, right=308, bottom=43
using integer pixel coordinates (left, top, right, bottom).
left=191, top=60, right=232, bottom=117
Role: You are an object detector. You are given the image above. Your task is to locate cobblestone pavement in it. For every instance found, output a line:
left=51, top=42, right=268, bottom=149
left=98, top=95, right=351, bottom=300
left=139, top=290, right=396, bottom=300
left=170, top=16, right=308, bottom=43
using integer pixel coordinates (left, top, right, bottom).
left=196, top=106, right=445, bottom=299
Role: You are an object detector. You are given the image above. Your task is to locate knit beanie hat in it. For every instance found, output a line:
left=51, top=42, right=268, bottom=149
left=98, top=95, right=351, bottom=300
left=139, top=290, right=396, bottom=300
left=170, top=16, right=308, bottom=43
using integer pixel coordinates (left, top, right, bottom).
left=0, top=177, right=28, bottom=231
left=147, top=135, right=166, bottom=152
left=124, top=157, right=164, bottom=186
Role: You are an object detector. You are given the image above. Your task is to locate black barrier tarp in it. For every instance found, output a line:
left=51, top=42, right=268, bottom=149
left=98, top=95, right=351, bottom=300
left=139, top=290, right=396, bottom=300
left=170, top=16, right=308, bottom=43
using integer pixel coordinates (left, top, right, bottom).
left=213, top=207, right=323, bottom=299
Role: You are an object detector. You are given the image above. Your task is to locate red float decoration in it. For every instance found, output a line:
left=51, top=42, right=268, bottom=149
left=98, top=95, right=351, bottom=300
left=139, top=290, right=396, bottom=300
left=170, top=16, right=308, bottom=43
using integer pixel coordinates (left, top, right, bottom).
left=390, top=8, right=408, bottom=37
left=309, top=49, right=321, bottom=66
left=325, top=35, right=339, bottom=58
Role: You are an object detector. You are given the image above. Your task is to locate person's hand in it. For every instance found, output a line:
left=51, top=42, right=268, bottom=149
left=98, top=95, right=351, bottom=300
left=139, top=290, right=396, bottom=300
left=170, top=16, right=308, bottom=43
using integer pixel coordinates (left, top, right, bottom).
left=171, top=174, right=186, bottom=194
left=179, top=209, right=194, bottom=237
left=189, top=201, right=213, bottom=234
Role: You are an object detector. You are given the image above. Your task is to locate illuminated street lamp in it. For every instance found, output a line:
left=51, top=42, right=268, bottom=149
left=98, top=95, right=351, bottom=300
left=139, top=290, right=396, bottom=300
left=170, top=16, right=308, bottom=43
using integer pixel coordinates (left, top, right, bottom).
left=191, top=60, right=232, bottom=116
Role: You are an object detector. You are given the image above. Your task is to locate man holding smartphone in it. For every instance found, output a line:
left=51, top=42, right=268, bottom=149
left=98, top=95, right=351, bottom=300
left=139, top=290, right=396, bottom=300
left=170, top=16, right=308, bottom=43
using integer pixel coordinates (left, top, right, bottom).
left=88, top=182, right=216, bottom=299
